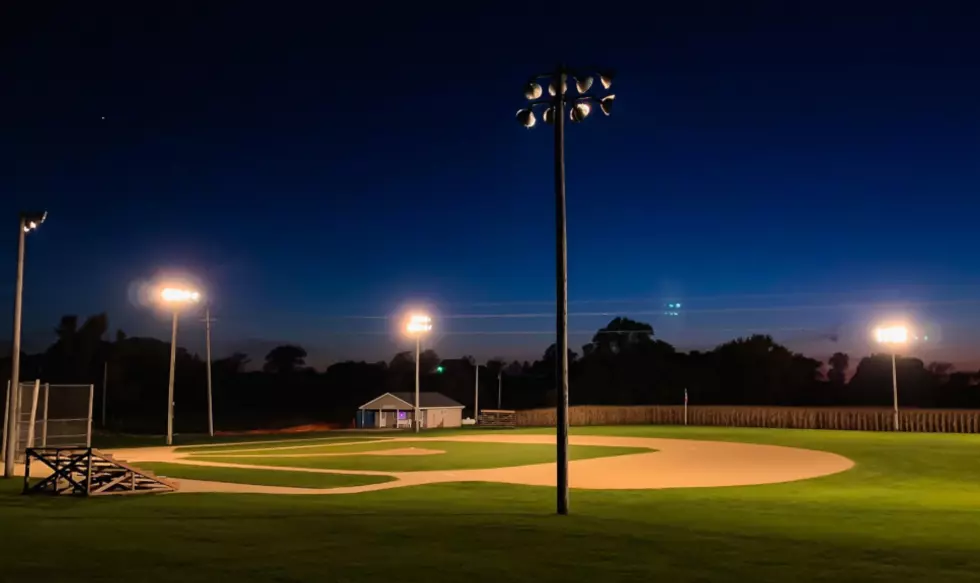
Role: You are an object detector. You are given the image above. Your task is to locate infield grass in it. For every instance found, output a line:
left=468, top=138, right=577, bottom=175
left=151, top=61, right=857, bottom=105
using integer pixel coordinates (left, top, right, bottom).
left=137, top=462, right=395, bottom=489
left=190, top=440, right=649, bottom=471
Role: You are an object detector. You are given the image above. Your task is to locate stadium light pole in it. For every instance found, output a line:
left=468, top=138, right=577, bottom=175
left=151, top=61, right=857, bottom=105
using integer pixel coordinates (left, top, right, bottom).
left=202, top=304, right=216, bottom=437
left=159, top=286, right=201, bottom=445
left=4, top=211, right=46, bottom=479
left=875, top=325, right=908, bottom=431
left=406, top=314, right=432, bottom=433
left=517, top=67, right=615, bottom=515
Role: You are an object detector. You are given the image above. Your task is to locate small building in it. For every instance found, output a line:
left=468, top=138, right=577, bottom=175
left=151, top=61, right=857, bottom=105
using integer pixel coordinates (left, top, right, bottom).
left=356, top=392, right=465, bottom=429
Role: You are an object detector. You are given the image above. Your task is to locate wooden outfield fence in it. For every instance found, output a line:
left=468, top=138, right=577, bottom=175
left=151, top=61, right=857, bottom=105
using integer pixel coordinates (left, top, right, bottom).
left=515, top=405, right=980, bottom=433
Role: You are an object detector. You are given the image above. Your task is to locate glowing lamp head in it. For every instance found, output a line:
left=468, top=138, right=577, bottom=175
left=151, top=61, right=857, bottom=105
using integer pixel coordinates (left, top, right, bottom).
left=22, top=211, right=47, bottom=233
left=575, top=76, right=593, bottom=94
left=523, top=82, right=543, bottom=100
left=548, top=79, right=567, bottom=97
left=599, top=71, right=614, bottom=89
left=406, top=314, right=432, bottom=335
left=600, top=94, right=615, bottom=116
left=570, top=102, right=591, bottom=122
left=161, top=287, right=201, bottom=304
left=875, top=326, right=908, bottom=345
left=516, top=108, right=536, bottom=128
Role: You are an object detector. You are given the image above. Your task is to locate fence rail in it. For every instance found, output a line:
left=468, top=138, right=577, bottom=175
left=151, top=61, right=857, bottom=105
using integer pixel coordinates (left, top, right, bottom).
left=515, top=405, right=980, bottom=433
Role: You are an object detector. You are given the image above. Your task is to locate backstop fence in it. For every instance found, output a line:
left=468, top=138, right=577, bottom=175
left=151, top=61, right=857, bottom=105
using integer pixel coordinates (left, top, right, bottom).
left=2, top=381, right=93, bottom=463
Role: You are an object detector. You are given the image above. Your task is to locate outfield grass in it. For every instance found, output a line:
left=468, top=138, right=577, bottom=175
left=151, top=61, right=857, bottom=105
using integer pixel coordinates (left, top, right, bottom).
left=138, top=462, right=395, bottom=489
left=174, top=436, right=382, bottom=454
left=3, top=426, right=980, bottom=582
left=191, top=440, right=649, bottom=471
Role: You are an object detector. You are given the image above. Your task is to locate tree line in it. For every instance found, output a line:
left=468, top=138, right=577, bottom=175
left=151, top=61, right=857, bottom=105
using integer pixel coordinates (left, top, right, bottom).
left=2, top=313, right=978, bottom=434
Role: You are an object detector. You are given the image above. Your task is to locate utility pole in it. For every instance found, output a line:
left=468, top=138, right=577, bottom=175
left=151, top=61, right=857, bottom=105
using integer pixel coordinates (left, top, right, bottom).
left=202, top=305, right=215, bottom=437
left=414, top=335, right=421, bottom=433
left=498, top=370, right=503, bottom=409
left=166, top=311, right=178, bottom=446
left=474, top=363, right=480, bottom=422
left=102, top=361, right=108, bottom=427
left=4, top=216, right=28, bottom=478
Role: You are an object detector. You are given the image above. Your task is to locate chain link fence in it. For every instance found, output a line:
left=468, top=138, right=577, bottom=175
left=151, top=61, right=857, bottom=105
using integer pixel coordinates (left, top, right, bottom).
left=2, top=381, right=93, bottom=463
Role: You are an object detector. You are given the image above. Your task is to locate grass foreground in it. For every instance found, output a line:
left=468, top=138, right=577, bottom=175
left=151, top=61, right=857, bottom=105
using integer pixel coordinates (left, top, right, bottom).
left=3, top=425, right=980, bottom=582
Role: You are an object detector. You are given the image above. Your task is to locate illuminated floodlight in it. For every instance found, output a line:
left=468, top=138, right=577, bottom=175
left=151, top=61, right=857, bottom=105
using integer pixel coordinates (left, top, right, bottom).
left=599, top=71, right=614, bottom=89
left=161, top=287, right=201, bottom=304
left=600, top=94, right=615, bottom=115
left=543, top=107, right=555, bottom=124
left=406, top=314, right=432, bottom=335
left=524, top=82, right=543, bottom=100
left=874, top=325, right=908, bottom=344
left=548, top=79, right=567, bottom=96
left=570, top=102, right=591, bottom=122
left=517, top=108, right=536, bottom=128
left=22, top=211, right=47, bottom=233
left=575, top=76, right=593, bottom=93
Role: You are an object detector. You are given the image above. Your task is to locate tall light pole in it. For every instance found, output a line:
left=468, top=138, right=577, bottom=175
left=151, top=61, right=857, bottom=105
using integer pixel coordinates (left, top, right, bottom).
left=202, top=305, right=216, bottom=437
left=875, top=325, right=908, bottom=431
left=4, top=211, right=46, bottom=479
left=517, top=67, right=615, bottom=515
left=474, top=363, right=480, bottom=422
left=497, top=369, right=503, bottom=409
left=406, top=314, right=432, bottom=433
left=159, top=286, right=201, bottom=445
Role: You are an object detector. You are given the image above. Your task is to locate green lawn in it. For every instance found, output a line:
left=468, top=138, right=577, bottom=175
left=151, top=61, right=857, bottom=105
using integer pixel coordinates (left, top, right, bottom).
left=138, top=462, right=395, bottom=489
left=2, top=426, right=980, bottom=582
left=175, top=435, right=383, bottom=454
left=191, top=440, right=649, bottom=471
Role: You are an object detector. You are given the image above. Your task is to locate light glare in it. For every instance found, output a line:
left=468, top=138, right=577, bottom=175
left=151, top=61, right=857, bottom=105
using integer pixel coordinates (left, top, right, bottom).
left=875, top=326, right=908, bottom=344
left=406, top=314, right=432, bottom=334
left=161, top=287, right=201, bottom=304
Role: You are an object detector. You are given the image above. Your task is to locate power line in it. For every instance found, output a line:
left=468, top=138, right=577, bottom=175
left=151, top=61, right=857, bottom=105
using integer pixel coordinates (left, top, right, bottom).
left=295, top=297, right=980, bottom=322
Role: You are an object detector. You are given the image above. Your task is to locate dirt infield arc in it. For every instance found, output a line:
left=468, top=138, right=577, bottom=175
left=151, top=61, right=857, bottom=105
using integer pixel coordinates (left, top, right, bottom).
left=110, top=434, right=855, bottom=495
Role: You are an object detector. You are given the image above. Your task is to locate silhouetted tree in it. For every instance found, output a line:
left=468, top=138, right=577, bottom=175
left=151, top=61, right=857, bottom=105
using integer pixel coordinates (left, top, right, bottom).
left=263, top=345, right=307, bottom=374
left=828, top=352, right=849, bottom=385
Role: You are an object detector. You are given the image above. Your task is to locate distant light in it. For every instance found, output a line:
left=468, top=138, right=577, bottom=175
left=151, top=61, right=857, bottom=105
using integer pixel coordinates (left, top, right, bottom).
left=924, top=335, right=929, bottom=341
left=407, top=313, right=432, bottom=334
left=436, top=365, right=444, bottom=374
left=599, top=72, right=614, bottom=89
left=875, top=326, right=908, bottom=345
left=676, top=303, right=682, bottom=308
left=575, top=76, right=593, bottom=93
left=161, top=288, right=201, bottom=303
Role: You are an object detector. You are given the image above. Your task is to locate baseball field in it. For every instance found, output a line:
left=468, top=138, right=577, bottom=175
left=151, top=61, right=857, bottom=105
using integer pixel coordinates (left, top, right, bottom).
left=2, top=425, right=979, bottom=582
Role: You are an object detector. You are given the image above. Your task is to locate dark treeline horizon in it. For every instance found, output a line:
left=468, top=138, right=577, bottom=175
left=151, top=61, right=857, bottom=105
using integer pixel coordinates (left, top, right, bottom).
left=3, top=313, right=979, bottom=434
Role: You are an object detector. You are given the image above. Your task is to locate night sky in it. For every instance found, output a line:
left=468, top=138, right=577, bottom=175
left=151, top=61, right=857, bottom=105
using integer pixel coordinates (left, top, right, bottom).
left=3, top=3, right=980, bottom=368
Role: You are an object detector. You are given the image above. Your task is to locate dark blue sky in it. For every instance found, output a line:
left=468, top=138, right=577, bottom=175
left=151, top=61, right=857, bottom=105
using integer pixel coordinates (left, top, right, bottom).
left=3, top=2, right=980, bottom=367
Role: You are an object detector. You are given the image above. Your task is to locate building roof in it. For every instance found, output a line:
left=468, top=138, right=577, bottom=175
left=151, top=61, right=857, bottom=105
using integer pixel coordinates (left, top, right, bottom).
left=358, top=391, right=465, bottom=410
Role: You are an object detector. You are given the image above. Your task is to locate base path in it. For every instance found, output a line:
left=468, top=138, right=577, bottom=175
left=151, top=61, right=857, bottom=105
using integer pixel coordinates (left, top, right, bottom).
left=105, top=434, right=854, bottom=495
